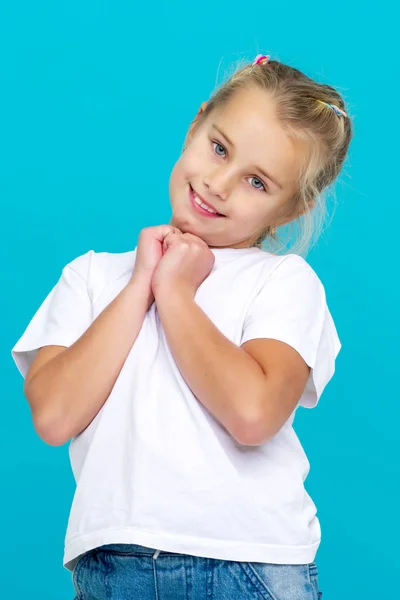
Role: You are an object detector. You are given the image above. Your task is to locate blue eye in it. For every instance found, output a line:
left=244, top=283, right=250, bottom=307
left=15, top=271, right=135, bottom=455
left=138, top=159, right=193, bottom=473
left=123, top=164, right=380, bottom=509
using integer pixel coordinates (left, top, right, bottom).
left=249, top=176, right=267, bottom=192
left=212, top=141, right=226, bottom=157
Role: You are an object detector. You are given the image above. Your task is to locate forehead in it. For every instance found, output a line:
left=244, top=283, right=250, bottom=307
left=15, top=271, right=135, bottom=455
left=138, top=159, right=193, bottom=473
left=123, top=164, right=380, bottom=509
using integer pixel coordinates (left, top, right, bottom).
left=210, top=86, right=303, bottom=187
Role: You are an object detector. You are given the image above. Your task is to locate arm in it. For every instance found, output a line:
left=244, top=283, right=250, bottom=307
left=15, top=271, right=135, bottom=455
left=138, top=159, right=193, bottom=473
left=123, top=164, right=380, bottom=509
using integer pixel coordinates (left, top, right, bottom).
left=25, top=224, right=180, bottom=446
left=25, top=273, right=153, bottom=446
left=156, top=290, right=310, bottom=446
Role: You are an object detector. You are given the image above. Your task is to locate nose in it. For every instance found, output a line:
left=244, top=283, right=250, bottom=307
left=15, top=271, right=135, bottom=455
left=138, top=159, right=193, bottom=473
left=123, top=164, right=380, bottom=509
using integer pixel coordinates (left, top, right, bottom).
left=204, top=167, right=233, bottom=201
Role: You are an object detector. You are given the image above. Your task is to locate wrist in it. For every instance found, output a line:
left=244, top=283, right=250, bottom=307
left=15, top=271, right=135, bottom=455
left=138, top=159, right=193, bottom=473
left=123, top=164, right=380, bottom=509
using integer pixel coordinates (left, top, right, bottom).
left=129, top=268, right=153, bottom=289
left=127, top=271, right=154, bottom=309
left=153, top=281, right=194, bottom=306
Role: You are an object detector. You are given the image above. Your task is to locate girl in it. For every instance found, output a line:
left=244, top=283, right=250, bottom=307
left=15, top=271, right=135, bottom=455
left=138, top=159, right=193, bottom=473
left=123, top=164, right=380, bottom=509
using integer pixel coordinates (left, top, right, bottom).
left=12, top=54, right=352, bottom=599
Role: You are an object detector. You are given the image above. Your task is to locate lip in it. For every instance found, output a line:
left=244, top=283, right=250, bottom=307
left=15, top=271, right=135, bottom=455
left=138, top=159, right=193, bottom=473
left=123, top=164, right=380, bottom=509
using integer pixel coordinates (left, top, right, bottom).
left=189, top=185, right=225, bottom=218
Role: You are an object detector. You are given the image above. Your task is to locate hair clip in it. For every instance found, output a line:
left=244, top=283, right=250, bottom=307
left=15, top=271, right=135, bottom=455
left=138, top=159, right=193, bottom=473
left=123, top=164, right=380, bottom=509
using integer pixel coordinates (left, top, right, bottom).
left=253, top=54, right=271, bottom=66
left=316, top=99, right=348, bottom=118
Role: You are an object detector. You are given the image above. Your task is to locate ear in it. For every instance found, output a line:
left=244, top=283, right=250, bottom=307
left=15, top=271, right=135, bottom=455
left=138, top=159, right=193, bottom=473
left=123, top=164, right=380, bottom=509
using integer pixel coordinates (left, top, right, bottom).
left=298, top=199, right=316, bottom=215
left=276, top=198, right=316, bottom=227
left=184, top=101, right=208, bottom=148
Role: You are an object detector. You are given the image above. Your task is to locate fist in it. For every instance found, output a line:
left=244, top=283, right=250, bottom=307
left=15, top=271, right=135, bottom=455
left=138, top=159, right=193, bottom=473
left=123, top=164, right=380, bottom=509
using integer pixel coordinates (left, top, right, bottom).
left=131, top=225, right=182, bottom=283
left=152, top=232, right=215, bottom=299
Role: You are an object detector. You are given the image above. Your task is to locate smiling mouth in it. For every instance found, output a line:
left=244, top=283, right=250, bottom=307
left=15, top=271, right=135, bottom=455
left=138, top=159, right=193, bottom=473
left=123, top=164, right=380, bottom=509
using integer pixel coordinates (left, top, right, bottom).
left=189, top=185, right=225, bottom=217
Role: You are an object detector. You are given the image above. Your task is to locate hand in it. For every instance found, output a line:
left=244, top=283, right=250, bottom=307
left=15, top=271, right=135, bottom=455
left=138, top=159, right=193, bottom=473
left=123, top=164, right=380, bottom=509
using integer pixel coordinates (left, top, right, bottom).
left=130, top=225, right=182, bottom=281
left=129, top=225, right=182, bottom=305
left=151, top=232, right=215, bottom=300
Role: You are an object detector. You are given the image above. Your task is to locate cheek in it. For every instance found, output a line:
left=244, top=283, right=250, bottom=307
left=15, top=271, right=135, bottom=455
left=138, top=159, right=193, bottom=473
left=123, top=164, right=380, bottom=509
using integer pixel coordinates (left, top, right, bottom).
left=185, top=140, right=209, bottom=171
left=171, top=138, right=210, bottom=187
left=169, top=159, right=186, bottom=191
left=232, top=191, right=270, bottom=223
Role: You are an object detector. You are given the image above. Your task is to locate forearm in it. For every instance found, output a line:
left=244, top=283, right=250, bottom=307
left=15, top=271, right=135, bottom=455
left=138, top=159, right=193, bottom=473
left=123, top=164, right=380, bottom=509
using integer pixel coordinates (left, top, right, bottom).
left=155, top=290, right=267, bottom=443
left=27, top=273, right=153, bottom=444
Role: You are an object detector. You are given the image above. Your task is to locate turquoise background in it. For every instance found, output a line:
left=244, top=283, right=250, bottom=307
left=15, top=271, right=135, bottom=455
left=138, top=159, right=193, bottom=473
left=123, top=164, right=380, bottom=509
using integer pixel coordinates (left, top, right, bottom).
left=1, top=1, right=397, bottom=598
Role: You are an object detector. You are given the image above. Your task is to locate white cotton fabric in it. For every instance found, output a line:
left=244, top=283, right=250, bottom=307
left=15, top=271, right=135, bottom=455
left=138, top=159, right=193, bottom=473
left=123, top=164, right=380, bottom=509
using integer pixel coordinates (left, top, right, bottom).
left=11, top=247, right=341, bottom=571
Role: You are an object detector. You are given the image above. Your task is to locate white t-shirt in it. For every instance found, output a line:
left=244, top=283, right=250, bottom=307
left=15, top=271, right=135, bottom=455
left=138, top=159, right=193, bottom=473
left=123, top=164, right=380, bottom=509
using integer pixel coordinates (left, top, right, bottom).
left=11, top=246, right=341, bottom=571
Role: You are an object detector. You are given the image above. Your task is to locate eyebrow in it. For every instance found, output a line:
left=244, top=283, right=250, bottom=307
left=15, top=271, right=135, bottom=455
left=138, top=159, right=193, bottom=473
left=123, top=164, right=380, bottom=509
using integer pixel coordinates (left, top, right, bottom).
left=212, top=123, right=284, bottom=190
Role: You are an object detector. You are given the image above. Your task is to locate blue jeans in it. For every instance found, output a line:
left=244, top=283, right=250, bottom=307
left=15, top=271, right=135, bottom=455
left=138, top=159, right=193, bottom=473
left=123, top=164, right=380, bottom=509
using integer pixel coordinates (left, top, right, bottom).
left=72, top=543, right=323, bottom=599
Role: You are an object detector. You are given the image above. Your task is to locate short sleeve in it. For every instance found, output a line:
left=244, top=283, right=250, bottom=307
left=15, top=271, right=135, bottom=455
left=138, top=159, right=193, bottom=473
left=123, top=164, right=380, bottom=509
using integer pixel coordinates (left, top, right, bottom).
left=241, top=254, right=342, bottom=408
left=11, top=251, right=94, bottom=378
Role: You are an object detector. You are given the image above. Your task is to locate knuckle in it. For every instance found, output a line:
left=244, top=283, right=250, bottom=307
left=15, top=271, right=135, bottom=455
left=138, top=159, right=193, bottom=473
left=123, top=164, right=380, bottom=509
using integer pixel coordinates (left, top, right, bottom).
left=139, top=227, right=151, bottom=238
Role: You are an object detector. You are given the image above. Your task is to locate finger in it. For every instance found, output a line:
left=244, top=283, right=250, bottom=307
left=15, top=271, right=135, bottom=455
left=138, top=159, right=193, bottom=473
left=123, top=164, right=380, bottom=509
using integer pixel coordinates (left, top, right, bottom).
left=161, top=227, right=183, bottom=247
left=163, top=231, right=187, bottom=252
left=162, top=231, right=178, bottom=251
left=154, top=225, right=177, bottom=243
left=181, top=232, right=207, bottom=245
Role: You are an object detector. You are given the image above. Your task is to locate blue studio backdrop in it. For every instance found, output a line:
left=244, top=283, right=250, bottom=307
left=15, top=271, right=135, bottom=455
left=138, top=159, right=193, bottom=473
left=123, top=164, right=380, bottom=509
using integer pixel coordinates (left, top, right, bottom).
left=1, top=2, right=397, bottom=599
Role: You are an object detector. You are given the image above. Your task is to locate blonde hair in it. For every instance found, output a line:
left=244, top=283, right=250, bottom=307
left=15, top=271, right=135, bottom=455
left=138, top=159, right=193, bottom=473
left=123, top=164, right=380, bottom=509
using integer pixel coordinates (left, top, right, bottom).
left=197, top=57, right=353, bottom=256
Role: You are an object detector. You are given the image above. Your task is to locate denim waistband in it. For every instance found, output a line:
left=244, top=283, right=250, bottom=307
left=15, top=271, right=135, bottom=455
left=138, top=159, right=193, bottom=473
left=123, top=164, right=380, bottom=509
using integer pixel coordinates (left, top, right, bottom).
left=96, top=543, right=170, bottom=559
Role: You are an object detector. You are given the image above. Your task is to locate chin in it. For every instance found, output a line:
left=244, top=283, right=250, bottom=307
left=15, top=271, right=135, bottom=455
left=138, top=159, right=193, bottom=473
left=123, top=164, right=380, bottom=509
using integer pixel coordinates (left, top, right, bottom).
left=176, top=220, right=203, bottom=238
left=170, top=201, right=196, bottom=232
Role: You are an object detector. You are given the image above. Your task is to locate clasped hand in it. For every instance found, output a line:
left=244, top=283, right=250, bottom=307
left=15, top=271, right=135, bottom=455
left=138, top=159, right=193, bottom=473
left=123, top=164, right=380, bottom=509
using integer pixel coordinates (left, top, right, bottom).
left=152, top=229, right=215, bottom=299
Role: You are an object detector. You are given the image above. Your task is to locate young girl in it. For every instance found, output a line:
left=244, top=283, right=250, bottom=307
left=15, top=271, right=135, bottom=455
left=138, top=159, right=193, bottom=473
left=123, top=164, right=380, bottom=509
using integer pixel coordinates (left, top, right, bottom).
left=12, top=54, right=352, bottom=600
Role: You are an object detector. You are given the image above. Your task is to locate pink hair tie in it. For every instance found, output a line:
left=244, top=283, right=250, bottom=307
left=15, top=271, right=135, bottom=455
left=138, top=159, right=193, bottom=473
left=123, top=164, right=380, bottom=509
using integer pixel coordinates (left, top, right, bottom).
left=253, top=54, right=271, bottom=66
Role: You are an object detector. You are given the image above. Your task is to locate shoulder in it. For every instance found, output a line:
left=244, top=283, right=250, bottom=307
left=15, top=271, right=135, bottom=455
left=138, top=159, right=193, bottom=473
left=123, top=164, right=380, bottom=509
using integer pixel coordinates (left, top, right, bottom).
left=267, top=251, right=319, bottom=276
left=258, top=251, right=325, bottom=296
left=65, top=248, right=137, bottom=300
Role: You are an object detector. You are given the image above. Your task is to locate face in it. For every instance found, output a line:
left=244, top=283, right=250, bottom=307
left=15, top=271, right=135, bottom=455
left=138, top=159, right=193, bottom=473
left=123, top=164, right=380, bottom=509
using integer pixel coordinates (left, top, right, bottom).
left=169, top=86, right=304, bottom=248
